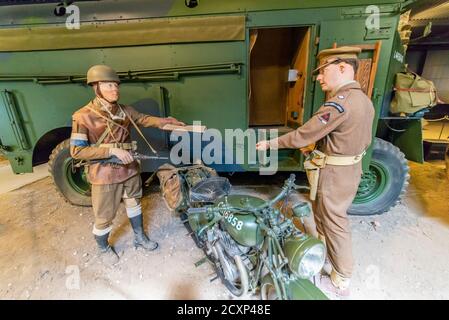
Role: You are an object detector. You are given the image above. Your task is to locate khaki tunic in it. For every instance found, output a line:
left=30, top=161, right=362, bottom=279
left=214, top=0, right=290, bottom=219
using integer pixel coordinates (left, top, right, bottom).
left=70, top=98, right=161, bottom=185
left=277, top=81, right=375, bottom=277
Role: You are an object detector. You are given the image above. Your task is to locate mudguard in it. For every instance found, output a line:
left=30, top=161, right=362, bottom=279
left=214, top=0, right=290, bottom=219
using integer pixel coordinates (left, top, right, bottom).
left=261, top=274, right=328, bottom=300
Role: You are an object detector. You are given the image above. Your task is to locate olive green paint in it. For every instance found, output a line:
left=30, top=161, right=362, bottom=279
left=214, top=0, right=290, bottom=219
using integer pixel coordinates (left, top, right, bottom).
left=215, top=195, right=265, bottom=247
left=261, top=273, right=328, bottom=300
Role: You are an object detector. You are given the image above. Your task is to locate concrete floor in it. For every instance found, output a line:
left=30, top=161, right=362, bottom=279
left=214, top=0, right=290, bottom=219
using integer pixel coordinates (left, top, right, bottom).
left=0, top=163, right=49, bottom=195
left=0, top=160, right=448, bottom=300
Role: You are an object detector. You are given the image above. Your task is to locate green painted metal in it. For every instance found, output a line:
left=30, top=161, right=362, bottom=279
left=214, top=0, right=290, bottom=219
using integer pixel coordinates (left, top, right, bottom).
left=286, top=278, right=329, bottom=300
left=63, top=158, right=90, bottom=196
left=0, top=0, right=416, bottom=177
left=0, top=90, right=30, bottom=150
left=391, top=119, right=424, bottom=163
left=283, top=235, right=325, bottom=278
left=0, top=63, right=242, bottom=84
left=215, top=195, right=265, bottom=247
left=222, top=211, right=264, bottom=247
left=215, top=194, right=266, bottom=211
left=0, top=0, right=407, bottom=28
left=261, top=273, right=328, bottom=300
left=353, top=160, right=390, bottom=204
left=188, top=211, right=213, bottom=233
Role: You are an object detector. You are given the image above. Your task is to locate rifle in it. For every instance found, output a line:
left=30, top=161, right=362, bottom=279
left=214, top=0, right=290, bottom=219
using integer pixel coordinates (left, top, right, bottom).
left=90, top=151, right=169, bottom=165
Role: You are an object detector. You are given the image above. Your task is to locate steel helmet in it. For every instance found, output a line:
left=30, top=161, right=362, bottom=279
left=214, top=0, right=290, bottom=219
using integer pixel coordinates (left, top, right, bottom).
left=86, top=65, right=120, bottom=85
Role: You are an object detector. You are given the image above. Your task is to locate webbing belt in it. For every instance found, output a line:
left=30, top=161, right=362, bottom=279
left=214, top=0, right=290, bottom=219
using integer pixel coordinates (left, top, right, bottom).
left=304, top=150, right=366, bottom=200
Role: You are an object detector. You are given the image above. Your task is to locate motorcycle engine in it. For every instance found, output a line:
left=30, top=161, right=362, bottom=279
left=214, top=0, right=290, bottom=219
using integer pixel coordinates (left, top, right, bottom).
left=217, top=228, right=250, bottom=258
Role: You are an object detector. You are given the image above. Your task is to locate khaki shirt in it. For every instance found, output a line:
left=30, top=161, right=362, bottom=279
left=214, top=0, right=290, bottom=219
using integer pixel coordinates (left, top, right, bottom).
left=70, top=98, right=161, bottom=185
left=277, top=81, right=375, bottom=158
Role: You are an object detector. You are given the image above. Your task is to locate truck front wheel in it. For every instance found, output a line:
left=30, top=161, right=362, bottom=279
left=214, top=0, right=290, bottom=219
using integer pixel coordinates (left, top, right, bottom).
left=348, top=138, right=409, bottom=216
left=48, top=139, right=92, bottom=207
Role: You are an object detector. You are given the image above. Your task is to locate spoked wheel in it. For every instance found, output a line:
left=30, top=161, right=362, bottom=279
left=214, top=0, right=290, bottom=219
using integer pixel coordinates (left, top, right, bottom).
left=214, top=244, right=249, bottom=297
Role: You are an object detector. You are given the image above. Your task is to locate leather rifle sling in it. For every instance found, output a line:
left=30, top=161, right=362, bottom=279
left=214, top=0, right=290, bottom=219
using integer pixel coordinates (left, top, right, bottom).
left=118, top=104, right=158, bottom=155
left=86, top=105, right=130, bottom=134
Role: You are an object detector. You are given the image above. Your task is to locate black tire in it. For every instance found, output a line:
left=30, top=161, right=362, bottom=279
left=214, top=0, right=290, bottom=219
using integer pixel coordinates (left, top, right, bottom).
left=48, top=139, right=92, bottom=207
left=348, top=138, right=409, bottom=216
left=218, top=254, right=249, bottom=297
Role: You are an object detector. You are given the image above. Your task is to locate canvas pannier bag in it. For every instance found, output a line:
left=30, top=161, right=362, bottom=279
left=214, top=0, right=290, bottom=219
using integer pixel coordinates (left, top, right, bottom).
left=156, top=163, right=218, bottom=213
left=390, top=71, right=438, bottom=115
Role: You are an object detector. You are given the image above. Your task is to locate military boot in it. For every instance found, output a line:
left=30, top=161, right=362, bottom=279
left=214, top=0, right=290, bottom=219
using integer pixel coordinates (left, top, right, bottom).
left=94, top=233, right=120, bottom=265
left=129, top=215, right=158, bottom=251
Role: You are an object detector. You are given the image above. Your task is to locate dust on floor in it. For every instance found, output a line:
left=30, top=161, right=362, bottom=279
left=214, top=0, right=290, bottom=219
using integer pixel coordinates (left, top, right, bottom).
left=0, top=161, right=448, bottom=299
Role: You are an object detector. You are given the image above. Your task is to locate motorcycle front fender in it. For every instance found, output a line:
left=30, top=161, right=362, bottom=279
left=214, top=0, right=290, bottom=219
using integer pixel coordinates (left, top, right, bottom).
left=261, top=274, right=328, bottom=300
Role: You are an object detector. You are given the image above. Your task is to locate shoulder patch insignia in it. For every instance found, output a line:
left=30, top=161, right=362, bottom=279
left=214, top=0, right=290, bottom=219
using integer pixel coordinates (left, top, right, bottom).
left=324, top=102, right=345, bottom=113
left=318, top=112, right=331, bottom=124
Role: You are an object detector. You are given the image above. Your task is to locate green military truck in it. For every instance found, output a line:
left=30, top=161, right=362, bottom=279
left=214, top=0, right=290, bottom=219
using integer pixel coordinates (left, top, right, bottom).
left=0, top=0, right=421, bottom=215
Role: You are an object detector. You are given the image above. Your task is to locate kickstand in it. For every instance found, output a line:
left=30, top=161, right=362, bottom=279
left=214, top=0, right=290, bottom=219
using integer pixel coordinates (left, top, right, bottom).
left=194, top=256, right=208, bottom=268
left=209, top=274, right=219, bottom=282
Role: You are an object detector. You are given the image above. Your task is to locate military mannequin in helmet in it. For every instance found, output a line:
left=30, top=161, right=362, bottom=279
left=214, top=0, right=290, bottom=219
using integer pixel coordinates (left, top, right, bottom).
left=70, top=65, right=185, bottom=265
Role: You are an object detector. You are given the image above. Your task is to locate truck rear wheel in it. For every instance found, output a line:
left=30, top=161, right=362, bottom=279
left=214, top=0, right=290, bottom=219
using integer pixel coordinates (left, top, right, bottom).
left=48, top=139, right=92, bottom=207
left=348, top=138, right=409, bottom=216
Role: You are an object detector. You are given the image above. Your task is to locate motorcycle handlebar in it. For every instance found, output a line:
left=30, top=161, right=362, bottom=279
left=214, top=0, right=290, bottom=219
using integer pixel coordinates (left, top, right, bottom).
left=188, top=174, right=301, bottom=216
left=252, top=174, right=297, bottom=211
left=187, top=207, right=209, bottom=214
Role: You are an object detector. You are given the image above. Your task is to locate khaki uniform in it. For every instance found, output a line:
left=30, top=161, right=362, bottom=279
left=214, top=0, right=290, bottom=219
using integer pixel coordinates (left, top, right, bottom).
left=277, top=81, right=375, bottom=278
left=70, top=97, right=161, bottom=235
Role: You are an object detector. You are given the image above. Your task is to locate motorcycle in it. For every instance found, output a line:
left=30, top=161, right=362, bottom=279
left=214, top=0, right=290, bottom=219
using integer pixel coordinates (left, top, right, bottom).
left=180, top=173, right=328, bottom=300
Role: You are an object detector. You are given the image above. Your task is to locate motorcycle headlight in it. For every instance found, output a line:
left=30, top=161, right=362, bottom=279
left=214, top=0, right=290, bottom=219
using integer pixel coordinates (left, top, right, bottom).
left=297, top=243, right=326, bottom=278
left=283, top=235, right=326, bottom=279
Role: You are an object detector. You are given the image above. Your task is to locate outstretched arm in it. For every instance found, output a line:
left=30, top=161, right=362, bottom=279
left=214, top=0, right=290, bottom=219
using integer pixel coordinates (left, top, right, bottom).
left=256, top=104, right=348, bottom=150
left=125, top=106, right=185, bottom=129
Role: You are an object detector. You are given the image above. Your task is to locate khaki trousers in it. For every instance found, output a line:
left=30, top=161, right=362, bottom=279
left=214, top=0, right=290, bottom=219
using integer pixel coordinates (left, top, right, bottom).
left=91, top=174, right=143, bottom=235
left=312, top=164, right=361, bottom=278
